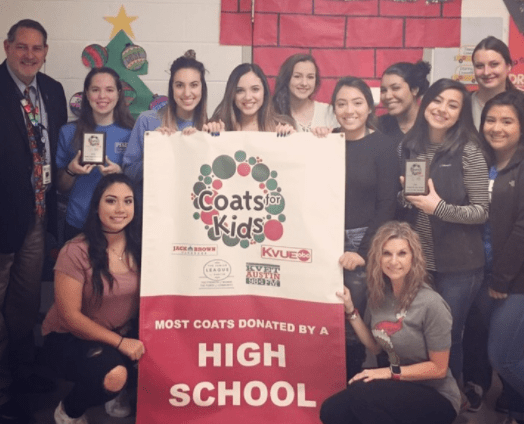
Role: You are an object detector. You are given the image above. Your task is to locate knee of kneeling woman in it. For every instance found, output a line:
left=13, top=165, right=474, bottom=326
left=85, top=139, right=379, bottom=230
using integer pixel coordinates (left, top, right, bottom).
left=103, top=365, right=128, bottom=393
left=319, top=397, right=340, bottom=424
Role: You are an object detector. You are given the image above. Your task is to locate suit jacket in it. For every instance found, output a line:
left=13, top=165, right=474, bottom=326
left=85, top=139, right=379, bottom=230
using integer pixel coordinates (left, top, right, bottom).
left=0, top=60, right=67, bottom=253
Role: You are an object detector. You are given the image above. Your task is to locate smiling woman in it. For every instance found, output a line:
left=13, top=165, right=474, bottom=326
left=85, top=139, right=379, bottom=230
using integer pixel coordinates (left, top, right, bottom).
left=122, top=50, right=208, bottom=201
left=316, top=76, right=400, bottom=380
left=320, top=222, right=461, bottom=424
left=98, top=182, right=135, bottom=233
left=209, top=63, right=294, bottom=133
left=378, top=61, right=431, bottom=145
left=42, top=174, right=143, bottom=423
left=273, top=54, right=338, bottom=132
left=56, top=67, right=135, bottom=240
left=87, top=73, right=119, bottom=123
left=399, top=78, right=489, bottom=380
left=478, top=91, right=524, bottom=422
left=471, top=36, right=514, bottom=129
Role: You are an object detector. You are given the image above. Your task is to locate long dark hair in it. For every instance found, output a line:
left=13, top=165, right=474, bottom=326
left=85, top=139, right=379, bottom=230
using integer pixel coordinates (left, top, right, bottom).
left=331, top=76, right=378, bottom=130
left=480, top=89, right=524, bottom=166
left=82, top=174, right=141, bottom=304
left=381, top=61, right=431, bottom=99
left=72, top=67, right=134, bottom=151
left=273, top=54, right=321, bottom=117
left=472, top=36, right=515, bottom=90
left=211, top=63, right=292, bottom=131
left=402, top=78, right=479, bottom=156
left=162, top=50, right=208, bottom=130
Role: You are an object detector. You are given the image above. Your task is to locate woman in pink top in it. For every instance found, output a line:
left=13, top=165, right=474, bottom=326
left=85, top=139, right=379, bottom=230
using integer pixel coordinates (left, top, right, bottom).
left=42, top=173, right=143, bottom=424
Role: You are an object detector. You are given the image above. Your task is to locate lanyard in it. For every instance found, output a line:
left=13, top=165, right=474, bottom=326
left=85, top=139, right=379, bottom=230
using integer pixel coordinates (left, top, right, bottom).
left=20, top=88, right=47, bottom=158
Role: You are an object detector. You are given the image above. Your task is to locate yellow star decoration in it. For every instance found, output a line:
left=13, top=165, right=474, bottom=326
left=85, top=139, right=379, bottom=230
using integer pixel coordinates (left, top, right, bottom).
left=104, top=6, right=138, bottom=39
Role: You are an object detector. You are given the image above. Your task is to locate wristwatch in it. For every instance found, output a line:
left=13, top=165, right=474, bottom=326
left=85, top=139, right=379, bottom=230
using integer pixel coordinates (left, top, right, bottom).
left=390, top=364, right=401, bottom=380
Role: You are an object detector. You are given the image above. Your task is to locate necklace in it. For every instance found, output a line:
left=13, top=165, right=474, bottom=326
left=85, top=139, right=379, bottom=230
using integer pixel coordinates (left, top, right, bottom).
left=103, top=228, right=125, bottom=234
left=109, top=247, right=126, bottom=261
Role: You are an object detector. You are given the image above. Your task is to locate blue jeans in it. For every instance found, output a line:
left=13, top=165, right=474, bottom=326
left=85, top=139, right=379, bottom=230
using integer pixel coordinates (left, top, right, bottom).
left=462, top=273, right=497, bottom=392
left=343, top=228, right=368, bottom=380
left=432, top=267, right=483, bottom=380
left=489, top=294, right=524, bottom=402
left=343, top=228, right=368, bottom=316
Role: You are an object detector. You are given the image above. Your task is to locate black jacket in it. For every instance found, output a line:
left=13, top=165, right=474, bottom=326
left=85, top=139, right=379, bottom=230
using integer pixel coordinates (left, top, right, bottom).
left=490, top=145, right=524, bottom=294
left=402, top=143, right=485, bottom=273
left=0, top=60, right=67, bottom=253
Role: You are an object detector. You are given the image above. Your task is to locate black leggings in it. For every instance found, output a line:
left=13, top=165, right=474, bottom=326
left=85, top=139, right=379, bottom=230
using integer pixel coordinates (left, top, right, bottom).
left=43, top=332, right=136, bottom=418
left=320, top=379, right=457, bottom=424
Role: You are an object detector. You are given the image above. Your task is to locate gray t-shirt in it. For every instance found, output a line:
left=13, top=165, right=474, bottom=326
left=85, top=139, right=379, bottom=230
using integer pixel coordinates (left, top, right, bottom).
left=367, top=285, right=461, bottom=414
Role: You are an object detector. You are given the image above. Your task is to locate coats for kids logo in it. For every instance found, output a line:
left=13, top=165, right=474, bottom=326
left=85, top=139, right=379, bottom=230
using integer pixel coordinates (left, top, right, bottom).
left=191, top=151, right=286, bottom=249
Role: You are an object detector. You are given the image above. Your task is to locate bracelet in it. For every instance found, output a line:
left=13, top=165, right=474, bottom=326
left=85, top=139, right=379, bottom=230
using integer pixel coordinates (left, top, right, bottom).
left=116, top=336, right=124, bottom=349
left=65, top=167, right=76, bottom=177
left=346, top=308, right=359, bottom=320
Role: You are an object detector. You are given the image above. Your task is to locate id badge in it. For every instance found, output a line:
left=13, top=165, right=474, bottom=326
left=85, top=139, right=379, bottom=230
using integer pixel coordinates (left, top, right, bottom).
left=43, top=164, right=52, bottom=185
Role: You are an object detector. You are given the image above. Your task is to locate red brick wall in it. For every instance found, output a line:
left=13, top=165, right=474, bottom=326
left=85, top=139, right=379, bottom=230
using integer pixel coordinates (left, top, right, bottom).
left=220, top=0, right=461, bottom=102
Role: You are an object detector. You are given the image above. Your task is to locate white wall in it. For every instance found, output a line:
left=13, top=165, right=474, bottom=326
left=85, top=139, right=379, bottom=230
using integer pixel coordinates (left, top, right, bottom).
left=462, top=0, right=509, bottom=42
left=0, top=0, right=509, bottom=115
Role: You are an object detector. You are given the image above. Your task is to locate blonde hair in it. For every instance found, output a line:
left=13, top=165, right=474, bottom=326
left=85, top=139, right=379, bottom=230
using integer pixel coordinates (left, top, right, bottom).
left=367, top=221, right=430, bottom=311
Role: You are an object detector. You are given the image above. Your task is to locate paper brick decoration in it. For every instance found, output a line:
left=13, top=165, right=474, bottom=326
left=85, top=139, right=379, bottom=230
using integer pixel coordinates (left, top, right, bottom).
left=220, top=0, right=462, bottom=102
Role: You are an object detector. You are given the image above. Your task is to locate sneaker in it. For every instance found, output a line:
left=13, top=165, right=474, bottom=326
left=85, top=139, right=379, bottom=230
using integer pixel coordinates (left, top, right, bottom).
left=464, top=382, right=483, bottom=412
left=459, top=395, right=469, bottom=414
left=105, top=389, right=131, bottom=418
left=54, top=401, right=88, bottom=424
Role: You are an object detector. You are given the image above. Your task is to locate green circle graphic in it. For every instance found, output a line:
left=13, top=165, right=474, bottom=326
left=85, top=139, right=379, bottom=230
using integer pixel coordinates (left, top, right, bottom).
left=212, top=155, right=236, bottom=179
left=265, top=192, right=285, bottom=215
left=266, top=179, right=277, bottom=190
left=222, top=234, right=240, bottom=247
left=193, top=182, right=206, bottom=195
left=235, top=150, right=247, bottom=162
left=252, top=163, right=270, bottom=182
left=207, top=227, right=221, bottom=241
left=200, top=164, right=212, bottom=176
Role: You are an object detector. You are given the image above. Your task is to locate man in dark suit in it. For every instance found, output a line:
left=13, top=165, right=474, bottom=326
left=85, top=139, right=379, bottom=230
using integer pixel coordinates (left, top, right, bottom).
left=0, top=19, right=67, bottom=423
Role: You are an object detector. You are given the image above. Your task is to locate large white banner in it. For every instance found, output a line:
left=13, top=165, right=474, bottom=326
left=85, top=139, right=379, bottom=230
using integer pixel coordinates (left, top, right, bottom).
left=137, top=131, right=346, bottom=423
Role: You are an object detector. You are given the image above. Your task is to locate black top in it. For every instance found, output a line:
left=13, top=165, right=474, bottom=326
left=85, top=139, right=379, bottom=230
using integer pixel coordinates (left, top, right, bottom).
left=345, top=130, right=400, bottom=258
left=378, top=114, right=405, bottom=146
left=0, top=60, right=67, bottom=253
left=490, top=145, right=524, bottom=294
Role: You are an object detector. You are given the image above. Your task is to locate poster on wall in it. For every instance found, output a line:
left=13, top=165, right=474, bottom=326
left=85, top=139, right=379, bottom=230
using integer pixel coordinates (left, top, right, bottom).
left=428, top=17, right=504, bottom=86
left=136, top=131, right=347, bottom=424
left=509, top=17, right=524, bottom=90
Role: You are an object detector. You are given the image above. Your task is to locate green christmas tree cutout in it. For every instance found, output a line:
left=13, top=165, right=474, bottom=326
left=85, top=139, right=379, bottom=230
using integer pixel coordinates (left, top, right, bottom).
left=77, top=30, right=159, bottom=119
